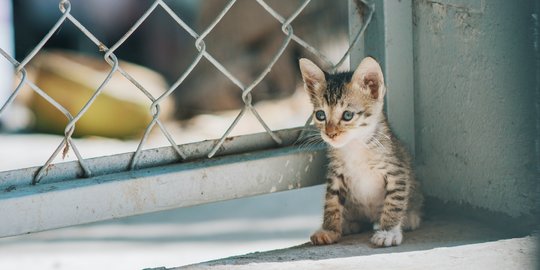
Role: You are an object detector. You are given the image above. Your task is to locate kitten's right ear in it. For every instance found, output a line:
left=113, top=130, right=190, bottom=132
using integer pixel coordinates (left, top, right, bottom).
left=351, top=57, right=385, bottom=100
left=299, top=58, right=326, bottom=96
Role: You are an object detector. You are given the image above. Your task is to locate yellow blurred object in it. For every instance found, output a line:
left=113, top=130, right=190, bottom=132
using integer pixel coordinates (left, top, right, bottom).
left=27, top=51, right=171, bottom=139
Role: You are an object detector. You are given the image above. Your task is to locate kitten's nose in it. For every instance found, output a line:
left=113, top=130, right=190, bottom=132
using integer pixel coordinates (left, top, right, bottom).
left=326, top=126, right=338, bottom=139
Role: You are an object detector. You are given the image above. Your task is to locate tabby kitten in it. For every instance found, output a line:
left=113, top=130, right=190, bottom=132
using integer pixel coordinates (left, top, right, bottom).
left=299, top=57, right=423, bottom=247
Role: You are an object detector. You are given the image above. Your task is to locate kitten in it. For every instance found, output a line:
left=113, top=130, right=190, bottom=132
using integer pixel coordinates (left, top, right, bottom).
left=299, top=57, right=423, bottom=247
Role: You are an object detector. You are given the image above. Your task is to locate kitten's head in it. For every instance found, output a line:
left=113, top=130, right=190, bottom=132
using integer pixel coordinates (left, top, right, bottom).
left=299, top=57, right=386, bottom=148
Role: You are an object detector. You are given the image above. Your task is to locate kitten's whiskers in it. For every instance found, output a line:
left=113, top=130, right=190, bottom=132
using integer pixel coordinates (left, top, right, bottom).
left=371, top=137, right=387, bottom=153
left=376, top=131, right=391, bottom=141
left=295, top=132, right=324, bottom=150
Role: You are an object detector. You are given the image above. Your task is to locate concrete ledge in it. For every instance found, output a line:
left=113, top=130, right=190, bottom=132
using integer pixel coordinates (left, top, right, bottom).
left=169, top=213, right=536, bottom=269
left=177, top=236, right=536, bottom=270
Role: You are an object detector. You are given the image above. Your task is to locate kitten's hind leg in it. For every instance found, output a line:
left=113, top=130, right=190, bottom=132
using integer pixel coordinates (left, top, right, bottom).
left=403, top=185, right=423, bottom=231
left=342, top=221, right=363, bottom=235
left=402, top=209, right=421, bottom=231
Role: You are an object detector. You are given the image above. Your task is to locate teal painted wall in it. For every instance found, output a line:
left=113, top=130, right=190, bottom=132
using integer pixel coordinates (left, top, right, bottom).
left=412, top=0, right=539, bottom=217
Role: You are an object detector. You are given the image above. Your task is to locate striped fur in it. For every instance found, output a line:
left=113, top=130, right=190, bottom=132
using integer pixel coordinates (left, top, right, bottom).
left=299, top=57, right=423, bottom=247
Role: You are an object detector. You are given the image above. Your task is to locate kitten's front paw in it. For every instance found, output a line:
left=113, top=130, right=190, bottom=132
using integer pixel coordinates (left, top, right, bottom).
left=370, top=226, right=402, bottom=247
left=310, top=229, right=341, bottom=245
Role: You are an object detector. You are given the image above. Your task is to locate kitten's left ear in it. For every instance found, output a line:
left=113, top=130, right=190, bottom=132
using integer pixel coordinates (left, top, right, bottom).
left=299, top=58, right=326, bottom=96
left=351, top=57, right=386, bottom=100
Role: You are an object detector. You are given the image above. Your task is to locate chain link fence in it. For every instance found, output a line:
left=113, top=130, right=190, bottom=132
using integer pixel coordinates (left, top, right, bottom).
left=0, top=0, right=373, bottom=186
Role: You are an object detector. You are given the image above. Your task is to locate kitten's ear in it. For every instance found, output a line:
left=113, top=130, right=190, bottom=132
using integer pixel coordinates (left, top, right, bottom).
left=351, top=57, right=386, bottom=100
left=299, top=58, right=326, bottom=96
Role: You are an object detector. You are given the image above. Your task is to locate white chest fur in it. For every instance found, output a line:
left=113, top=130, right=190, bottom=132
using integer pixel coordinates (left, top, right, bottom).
left=336, top=140, right=386, bottom=221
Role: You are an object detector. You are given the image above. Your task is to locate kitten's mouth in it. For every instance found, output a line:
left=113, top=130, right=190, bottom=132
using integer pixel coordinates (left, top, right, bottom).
left=321, top=134, right=349, bottom=148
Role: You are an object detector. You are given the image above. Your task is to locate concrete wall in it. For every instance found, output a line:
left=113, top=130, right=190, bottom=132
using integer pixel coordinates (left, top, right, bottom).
left=412, top=0, right=539, bottom=218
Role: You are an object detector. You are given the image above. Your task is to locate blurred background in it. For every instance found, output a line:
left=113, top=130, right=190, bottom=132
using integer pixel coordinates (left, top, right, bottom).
left=0, top=0, right=350, bottom=269
left=3, top=0, right=349, bottom=133
left=0, top=0, right=351, bottom=169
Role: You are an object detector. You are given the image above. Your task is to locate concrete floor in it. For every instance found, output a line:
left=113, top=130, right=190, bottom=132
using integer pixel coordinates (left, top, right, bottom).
left=173, top=212, right=537, bottom=270
left=175, top=236, right=536, bottom=270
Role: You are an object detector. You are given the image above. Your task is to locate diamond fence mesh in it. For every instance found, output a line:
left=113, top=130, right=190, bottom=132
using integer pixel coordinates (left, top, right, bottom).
left=0, top=0, right=373, bottom=185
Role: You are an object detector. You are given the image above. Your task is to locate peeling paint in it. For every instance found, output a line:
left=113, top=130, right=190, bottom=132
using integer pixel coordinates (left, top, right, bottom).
left=429, top=2, right=447, bottom=34
left=428, top=0, right=485, bottom=13
left=533, top=13, right=539, bottom=51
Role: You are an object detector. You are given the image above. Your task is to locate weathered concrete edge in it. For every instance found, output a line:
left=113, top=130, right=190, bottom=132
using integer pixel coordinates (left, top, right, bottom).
left=169, top=235, right=537, bottom=270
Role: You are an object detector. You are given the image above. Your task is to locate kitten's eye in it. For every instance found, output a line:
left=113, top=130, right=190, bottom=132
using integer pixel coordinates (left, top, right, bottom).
left=314, top=110, right=326, bottom=121
left=342, top=111, right=354, bottom=121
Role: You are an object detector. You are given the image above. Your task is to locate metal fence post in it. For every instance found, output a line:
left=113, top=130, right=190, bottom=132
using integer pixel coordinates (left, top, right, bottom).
left=350, top=0, right=415, bottom=155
